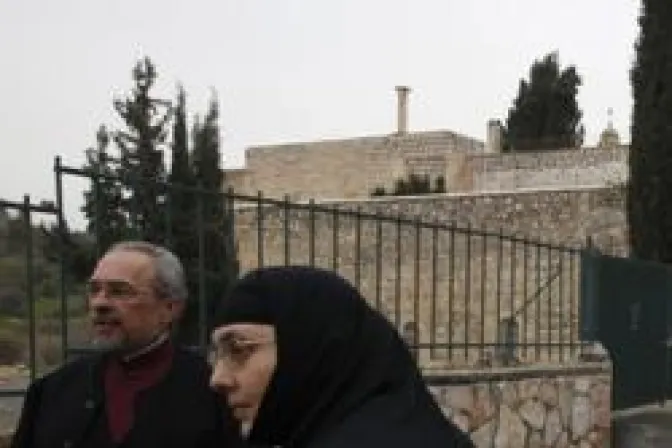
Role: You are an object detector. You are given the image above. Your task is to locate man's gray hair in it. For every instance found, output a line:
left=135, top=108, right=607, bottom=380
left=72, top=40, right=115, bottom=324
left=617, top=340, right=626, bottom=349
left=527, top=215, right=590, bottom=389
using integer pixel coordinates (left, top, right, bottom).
left=108, top=240, right=188, bottom=302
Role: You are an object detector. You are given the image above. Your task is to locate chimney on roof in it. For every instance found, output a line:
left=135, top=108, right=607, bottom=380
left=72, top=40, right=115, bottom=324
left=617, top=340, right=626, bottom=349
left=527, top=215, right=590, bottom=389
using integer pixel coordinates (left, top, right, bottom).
left=395, top=86, right=411, bottom=135
left=485, top=119, right=503, bottom=153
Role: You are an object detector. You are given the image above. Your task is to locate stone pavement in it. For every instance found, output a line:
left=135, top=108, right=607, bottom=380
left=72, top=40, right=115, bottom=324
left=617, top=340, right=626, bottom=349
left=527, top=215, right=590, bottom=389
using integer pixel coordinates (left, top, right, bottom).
left=612, top=401, right=672, bottom=447
left=0, top=367, right=28, bottom=441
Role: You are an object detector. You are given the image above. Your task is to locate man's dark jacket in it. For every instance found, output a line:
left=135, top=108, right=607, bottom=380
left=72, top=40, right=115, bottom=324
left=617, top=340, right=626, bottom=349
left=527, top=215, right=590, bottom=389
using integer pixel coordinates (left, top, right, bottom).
left=10, top=347, right=243, bottom=448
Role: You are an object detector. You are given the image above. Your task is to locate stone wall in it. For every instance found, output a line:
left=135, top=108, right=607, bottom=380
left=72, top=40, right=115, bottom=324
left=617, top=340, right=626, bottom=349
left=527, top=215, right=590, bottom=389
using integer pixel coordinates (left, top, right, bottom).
left=0, top=364, right=611, bottom=447
left=230, top=186, right=627, bottom=367
left=471, top=146, right=628, bottom=192
left=223, top=129, right=484, bottom=200
left=222, top=127, right=628, bottom=201
left=427, top=363, right=611, bottom=447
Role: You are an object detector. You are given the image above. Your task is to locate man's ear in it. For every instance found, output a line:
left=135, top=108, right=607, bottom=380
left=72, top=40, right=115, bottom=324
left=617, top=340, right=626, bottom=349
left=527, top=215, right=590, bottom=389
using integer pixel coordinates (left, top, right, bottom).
left=165, top=300, right=186, bottom=323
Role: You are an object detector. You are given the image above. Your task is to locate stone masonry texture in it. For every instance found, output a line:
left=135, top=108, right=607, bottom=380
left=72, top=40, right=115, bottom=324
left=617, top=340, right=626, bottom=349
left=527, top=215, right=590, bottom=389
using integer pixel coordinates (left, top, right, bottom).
left=222, top=126, right=627, bottom=202
left=230, top=186, right=626, bottom=368
left=224, top=130, right=484, bottom=200
left=222, top=129, right=628, bottom=367
left=0, top=364, right=611, bottom=446
left=427, top=364, right=611, bottom=448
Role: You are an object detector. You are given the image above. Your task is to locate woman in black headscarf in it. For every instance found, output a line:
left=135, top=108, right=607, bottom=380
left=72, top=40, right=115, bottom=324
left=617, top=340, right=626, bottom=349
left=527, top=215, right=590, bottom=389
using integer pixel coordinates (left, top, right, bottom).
left=209, top=266, right=475, bottom=447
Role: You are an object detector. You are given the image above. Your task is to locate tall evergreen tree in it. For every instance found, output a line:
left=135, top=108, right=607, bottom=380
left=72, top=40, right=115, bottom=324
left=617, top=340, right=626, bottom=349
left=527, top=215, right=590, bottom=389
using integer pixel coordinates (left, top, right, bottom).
left=503, top=52, right=585, bottom=152
left=181, top=93, right=238, bottom=346
left=81, top=125, right=128, bottom=253
left=628, top=1, right=672, bottom=261
left=113, top=57, right=172, bottom=242
left=166, top=84, right=195, bottom=260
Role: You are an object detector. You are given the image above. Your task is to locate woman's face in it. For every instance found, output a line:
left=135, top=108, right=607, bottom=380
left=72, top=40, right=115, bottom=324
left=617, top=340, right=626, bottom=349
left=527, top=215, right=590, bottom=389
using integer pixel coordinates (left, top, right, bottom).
left=209, top=323, right=277, bottom=425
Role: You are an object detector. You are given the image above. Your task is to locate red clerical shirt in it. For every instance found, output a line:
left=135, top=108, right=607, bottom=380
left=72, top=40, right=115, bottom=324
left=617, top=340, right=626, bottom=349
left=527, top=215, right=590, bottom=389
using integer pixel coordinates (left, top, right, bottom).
left=103, top=338, right=174, bottom=443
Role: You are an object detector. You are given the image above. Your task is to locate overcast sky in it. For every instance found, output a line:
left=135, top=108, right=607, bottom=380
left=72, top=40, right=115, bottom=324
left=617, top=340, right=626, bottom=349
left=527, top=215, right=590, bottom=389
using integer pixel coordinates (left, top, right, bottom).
left=0, top=0, right=639, bottom=226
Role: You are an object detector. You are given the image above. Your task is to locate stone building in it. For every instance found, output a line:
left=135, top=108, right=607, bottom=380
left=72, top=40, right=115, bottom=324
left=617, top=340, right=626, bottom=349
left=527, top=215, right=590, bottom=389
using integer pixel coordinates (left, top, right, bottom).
left=222, top=87, right=629, bottom=368
left=223, top=87, right=627, bottom=201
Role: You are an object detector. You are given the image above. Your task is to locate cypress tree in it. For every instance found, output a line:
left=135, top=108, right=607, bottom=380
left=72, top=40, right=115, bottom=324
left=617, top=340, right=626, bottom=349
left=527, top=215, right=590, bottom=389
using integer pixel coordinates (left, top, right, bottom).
left=166, top=84, right=195, bottom=262
left=628, top=1, right=672, bottom=261
left=182, top=93, right=238, bottom=346
left=504, top=52, right=585, bottom=152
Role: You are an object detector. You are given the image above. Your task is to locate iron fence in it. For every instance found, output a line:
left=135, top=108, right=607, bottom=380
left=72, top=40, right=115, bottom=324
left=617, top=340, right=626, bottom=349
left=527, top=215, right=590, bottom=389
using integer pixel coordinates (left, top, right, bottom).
left=229, top=195, right=586, bottom=370
left=0, top=156, right=593, bottom=406
left=0, top=196, right=60, bottom=400
left=54, top=156, right=587, bottom=369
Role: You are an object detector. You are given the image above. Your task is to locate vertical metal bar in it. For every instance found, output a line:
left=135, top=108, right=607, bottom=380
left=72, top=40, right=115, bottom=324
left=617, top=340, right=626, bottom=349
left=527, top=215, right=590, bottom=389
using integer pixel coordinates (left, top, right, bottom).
left=522, top=241, right=529, bottom=361
left=535, top=242, right=541, bottom=360
left=283, top=195, right=290, bottom=266
left=413, top=218, right=421, bottom=357
left=480, top=229, right=487, bottom=361
left=54, top=156, right=68, bottom=362
left=354, top=206, right=362, bottom=288
left=448, top=221, right=456, bottom=360
left=23, top=196, right=36, bottom=381
left=225, top=188, right=236, bottom=277
left=510, top=236, right=516, bottom=361
left=308, top=199, right=315, bottom=266
left=609, top=235, right=615, bottom=257
left=332, top=207, right=339, bottom=271
left=559, top=250, right=565, bottom=362
left=375, top=218, right=382, bottom=312
left=430, top=221, right=438, bottom=359
left=547, top=245, right=552, bottom=360
left=93, top=154, right=103, bottom=257
left=130, top=166, right=142, bottom=239
left=496, top=228, right=503, bottom=357
left=569, top=250, right=576, bottom=357
left=197, top=190, right=207, bottom=352
left=464, top=223, right=472, bottom=361
left=164, top=183, right=173, bottom=249
left=256, top=191, right=264, bottom=268
left=395, top=214, right=402, bottom=330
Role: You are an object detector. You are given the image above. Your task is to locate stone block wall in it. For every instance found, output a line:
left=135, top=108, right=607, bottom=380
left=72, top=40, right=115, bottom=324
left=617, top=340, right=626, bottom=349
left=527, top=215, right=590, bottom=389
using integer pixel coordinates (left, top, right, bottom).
left=427, top=363, right=611, bottom=447
left=0, top=364, right=611, bottom=447
left=471, top=146, right=628, bottom=192
left=230, top=186, right=627, bottom=367
left=224, top=130, right=484, bottom=200
left=222, top=127, right=628, bottom=202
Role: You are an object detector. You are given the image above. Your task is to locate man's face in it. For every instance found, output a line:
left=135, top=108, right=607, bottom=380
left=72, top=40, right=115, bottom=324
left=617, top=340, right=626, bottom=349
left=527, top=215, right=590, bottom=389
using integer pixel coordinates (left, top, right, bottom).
left=87, top=250, right=181, bottom=353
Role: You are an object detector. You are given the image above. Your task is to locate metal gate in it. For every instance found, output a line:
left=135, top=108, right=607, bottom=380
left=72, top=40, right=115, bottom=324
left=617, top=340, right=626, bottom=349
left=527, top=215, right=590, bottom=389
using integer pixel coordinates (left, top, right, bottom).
left=582, top=248, right=672, bottom=410
left=0, top=196, right=60, bottom=399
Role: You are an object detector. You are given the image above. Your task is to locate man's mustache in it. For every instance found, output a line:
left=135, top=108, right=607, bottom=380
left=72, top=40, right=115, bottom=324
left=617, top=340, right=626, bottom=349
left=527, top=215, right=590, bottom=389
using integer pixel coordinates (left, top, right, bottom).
left=90, top=307, right=122, bottom=325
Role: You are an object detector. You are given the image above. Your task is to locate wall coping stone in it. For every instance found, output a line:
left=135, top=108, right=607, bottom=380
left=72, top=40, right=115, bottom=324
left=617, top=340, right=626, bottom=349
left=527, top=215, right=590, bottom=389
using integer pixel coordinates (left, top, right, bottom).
left=230, top=185, right=622, bottom=209
left=424, top=362, right=611, bottom=385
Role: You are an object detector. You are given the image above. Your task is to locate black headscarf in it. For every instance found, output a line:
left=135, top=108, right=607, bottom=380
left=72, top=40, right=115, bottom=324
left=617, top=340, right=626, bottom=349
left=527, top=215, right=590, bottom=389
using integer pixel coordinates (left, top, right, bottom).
left=214, top=266, right=474, bottom=448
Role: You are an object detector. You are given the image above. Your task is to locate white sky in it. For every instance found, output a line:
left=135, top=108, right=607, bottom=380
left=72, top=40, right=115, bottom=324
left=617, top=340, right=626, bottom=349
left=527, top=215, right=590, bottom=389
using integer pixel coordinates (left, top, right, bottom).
left=0, top=0, right=639, bottom=227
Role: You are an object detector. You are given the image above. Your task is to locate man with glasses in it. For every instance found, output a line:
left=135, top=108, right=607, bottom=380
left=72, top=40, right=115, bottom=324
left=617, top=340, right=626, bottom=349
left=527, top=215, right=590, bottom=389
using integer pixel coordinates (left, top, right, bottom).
left=11, top=241, right=242, bottom=448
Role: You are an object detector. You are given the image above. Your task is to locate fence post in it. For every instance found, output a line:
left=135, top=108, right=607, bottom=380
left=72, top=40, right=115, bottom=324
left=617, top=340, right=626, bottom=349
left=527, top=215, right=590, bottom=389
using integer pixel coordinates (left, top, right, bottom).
left=196, top=187, right=207, bottom=352
left=283, top=195, right=291, bottom=266
left=496, top=316, right=518, bottom=366
left=580, top=237, right=600, bottom=342
left=256, top=191, right=264, bottom=268
left=53, top=156, right=68, bottom=362
left=23, top=195, right=37, bottom=381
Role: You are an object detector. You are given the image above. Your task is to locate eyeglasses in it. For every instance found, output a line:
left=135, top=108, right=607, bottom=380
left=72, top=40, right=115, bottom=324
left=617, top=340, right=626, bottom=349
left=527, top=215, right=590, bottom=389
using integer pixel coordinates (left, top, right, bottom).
left=86, top=280, right=153, bottom=302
